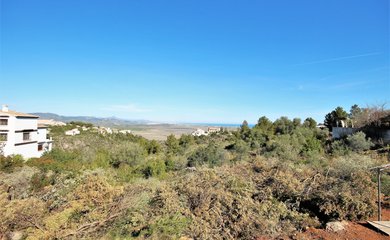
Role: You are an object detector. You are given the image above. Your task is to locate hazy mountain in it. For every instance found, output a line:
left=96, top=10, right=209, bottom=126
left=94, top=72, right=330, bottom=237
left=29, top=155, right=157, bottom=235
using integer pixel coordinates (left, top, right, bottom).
left=31, top=112, right=154, bottom=128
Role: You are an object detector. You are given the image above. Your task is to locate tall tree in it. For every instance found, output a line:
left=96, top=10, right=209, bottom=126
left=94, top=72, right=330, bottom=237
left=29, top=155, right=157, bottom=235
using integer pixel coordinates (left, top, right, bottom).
left=240, top=120, right=250, bottom=132
left=349, top=104, right=362, bottom=127
left=166, top=134, right=180, bottom=154
left=324, top=106, right=348, bottom=130
left=254, top=116, right=274, bottom=135
left=273, top=116, right=294, bottom=134
left=240, top=120, right=251, bottom=140
left=293, top=118, right=302, bottom=128
left=303, top=117, right=317, bottom=129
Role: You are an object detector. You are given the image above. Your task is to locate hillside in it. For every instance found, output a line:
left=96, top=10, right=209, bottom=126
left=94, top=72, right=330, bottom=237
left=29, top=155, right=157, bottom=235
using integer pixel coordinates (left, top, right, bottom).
left=1, top=115, right=389, bottom=239
left=31, top=112, right=153, bottom=128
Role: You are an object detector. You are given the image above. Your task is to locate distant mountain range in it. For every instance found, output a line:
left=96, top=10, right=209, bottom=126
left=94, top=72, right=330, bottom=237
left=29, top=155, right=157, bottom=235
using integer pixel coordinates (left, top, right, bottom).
left=30, top=112, right=154, bottom=128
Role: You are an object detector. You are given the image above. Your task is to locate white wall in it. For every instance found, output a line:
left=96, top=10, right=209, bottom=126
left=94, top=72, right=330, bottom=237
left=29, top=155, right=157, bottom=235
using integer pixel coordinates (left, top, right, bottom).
left=0, top=114, right=53, bottom=159
left=14, top=143, right=40, bottom=158
left=332, top=127, right=358, bottom=139
left=14, top=118, right=37, bottom=131
left=14, top=131, right=38, bottom=143
left=37, top=128, right=48, bottom=142
left=37, top=127, right=53, bottom=153
left=1, top=116, right=15, bottom=157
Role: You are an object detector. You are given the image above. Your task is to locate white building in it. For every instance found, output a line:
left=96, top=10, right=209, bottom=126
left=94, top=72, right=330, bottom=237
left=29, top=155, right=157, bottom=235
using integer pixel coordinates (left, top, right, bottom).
left=207, top=127, right=221, bottom=133
left=119, top=129, right=132, bottom=134
left=97, top=127, right=113, bottom=135
left=0, top=105, right=53, bottom=158
left=191, top=128, right=208, bottom=136
left=65, top=128, right=80, bottom=136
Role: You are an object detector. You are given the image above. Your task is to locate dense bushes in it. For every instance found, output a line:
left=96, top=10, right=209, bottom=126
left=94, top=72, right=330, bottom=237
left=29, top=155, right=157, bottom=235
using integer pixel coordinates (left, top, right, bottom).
left=0, top=155, right=24, bottom=173
left=346, top=131, right=374, bottom=152
left=331, top=131, right=374, bottom=156
left=108, top=142, right=146, bottom=168
left=2, top=157, right=377, bottom=239
left=187, top=143, right=228, bottom=167
left=0, top=117, right=388, bottom=239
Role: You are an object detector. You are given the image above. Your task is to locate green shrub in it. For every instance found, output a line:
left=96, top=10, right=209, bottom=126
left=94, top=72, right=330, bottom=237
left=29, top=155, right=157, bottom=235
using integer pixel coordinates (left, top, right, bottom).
left=302, top=137, right=323, bottom=157
left=90, top=150, right=110, bottom=169
left=265, top=135, right=302, bottom=161
left=346, top=131, right=374, bottom=152
left=302, top=173, right=376, bottom=222
left=141, top=157, right=167, bottom=179
left=147, top=140, right=162, bottom=154
left=30, top=171, right=55, bottom=192
left=0, top=155, right=24, bottom=173
left=114, top=165, right=141, bottom=182
left=27, top=157, right=58, bottom=172
left=108, top=142, right=146, bottom=168
left=43, top=149, right=80, bottom=163
left=148, top=213, right=190, bottom=238
left=331, top=140, right=350, bottom=156
left=187, top=144, right=228, bottom=167
left=166, top=135, right=180, bottom=154
left=179, top=134, right=195, bottom=149
left=165, top=155, right=187, bottom=171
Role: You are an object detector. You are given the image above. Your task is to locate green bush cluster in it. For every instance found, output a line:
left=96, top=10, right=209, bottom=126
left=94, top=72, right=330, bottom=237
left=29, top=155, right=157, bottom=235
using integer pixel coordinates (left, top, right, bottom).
left=0, top=155, right=24, bottom=173
left=331, top=131, right=374, bottom=156
left=0, top=116, right=388, bottom=239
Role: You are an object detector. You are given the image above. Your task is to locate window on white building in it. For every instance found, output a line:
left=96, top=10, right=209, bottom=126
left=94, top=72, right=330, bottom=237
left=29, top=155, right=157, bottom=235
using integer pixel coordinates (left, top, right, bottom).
left=0, top=133, right=7, bottom=141
left=0, top=119, right=8, bottom=125
left=23, top=132, right=30, bottom=141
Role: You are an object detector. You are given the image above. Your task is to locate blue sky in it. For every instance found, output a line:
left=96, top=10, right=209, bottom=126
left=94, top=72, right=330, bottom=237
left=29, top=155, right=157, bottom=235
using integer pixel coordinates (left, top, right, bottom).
left=1, top=0, right=389, bottom=124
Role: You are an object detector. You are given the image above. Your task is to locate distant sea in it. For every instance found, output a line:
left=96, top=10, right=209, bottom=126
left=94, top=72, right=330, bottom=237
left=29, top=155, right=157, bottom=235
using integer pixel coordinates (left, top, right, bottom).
left=183, top=123, right=255, bottom=128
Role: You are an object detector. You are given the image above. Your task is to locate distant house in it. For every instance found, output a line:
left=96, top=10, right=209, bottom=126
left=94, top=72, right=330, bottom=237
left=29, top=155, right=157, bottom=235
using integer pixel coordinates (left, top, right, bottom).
left=119, top=130, right=132, bottom=134
left=207, top=127, right=221, bottom=133
left=192, top=128, right=207, bottom=136
left=65, top=128, right=80, bottom=136
left=316, top=124, right=327, bottom=130
left=97, top=127, right=113, bottom=135
left=0, top=105, right=53, bottom=158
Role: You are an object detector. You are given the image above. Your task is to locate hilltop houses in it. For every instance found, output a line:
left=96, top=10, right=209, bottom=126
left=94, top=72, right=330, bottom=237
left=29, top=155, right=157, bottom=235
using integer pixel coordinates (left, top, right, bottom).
left=0, top=105, right=53, bottom=158
left=63, top=124, right=132, bottom=136
left=207, top=127, right=222, bottom=133
left=192, top=128, right=207, bottom=136
left=65, top=128, right=81, bottom=136
left=191, top=127, right=222, bottom=136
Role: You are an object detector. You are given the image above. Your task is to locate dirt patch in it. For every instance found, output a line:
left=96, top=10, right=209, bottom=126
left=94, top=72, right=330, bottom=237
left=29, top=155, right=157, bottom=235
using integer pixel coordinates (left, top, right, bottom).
left=296, top=222, right=389, bottom=240
left=256, top=209, right=390, bottom=240
left=295, top=208, right=390, bottom=240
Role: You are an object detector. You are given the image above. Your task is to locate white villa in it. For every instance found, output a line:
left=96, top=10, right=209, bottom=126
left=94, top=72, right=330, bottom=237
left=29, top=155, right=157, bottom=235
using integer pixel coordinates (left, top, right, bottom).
left=192, top=128, right=207, bottom=136
left=0, top=105, right=53, bottom=158
left=207, top=127, right=222, bottom=133
left=65, top=128, right=81, bottom=136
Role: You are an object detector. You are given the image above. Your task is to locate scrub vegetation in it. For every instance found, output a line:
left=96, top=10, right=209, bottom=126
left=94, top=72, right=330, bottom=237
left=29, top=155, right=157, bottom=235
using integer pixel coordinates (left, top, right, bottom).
left=0, top=105, right=389, bottom=239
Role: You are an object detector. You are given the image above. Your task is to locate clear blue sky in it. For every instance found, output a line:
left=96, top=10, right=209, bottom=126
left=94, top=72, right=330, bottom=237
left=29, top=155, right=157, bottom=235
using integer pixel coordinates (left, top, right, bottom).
left=1, top=0, right=389, bottom=124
